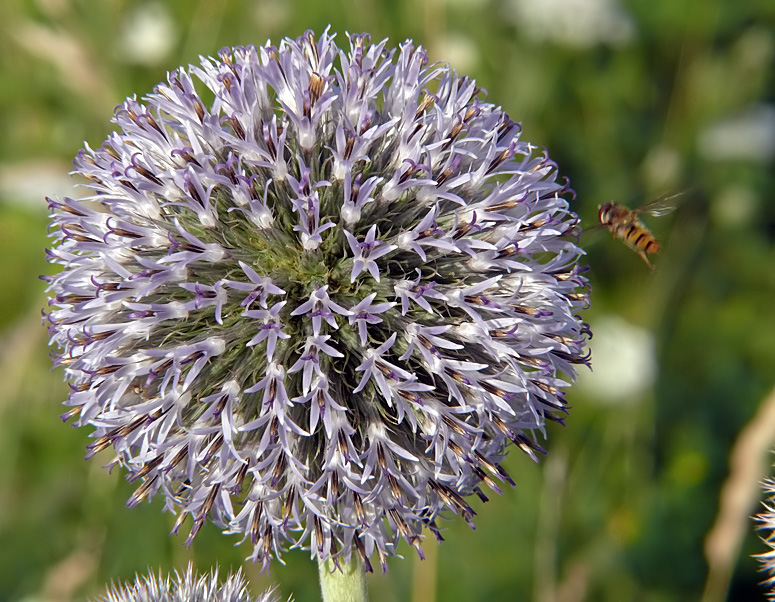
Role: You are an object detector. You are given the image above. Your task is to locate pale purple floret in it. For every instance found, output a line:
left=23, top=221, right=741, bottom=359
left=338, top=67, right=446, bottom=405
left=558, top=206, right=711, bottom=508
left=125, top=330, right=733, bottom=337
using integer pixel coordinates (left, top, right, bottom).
left=344, top=225, right=397, bottom=282
left=348, top=293, right=395, bottom=345
left=244, top=301, right=289, bottom=361
left=290, top=286, right=350, bottom=336
left=227, top=261, right=285, bottom=310
left=43, top=29, right=590, bottom=572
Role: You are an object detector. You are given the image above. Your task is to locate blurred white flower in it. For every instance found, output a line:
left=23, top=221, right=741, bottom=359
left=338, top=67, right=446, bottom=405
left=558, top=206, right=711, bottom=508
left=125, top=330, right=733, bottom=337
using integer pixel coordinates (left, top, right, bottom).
left=735, top=26, right=775, bottom=73
left=506, top=0, right=635, bottom=48
left=252, top=0, right=290, bottom=30
left=711, top=185, right=759, bottom=229
left=579, top=315, right=656, bottom=404
left=118, top=3, right=177, bottom=65
left=443, top=0, right=489, bottom=8
left=641, top=145, right=683, bottom=192
left=0, top=161, right=77, bottom=210
left=698, top=104, right=775, bottom=163
left=433, top=33, right=480, bottom=73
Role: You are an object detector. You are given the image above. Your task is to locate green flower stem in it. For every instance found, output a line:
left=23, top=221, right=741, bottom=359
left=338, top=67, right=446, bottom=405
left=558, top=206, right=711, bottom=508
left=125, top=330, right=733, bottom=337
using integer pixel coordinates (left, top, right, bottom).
left=318, top=556, right=369, bottom=602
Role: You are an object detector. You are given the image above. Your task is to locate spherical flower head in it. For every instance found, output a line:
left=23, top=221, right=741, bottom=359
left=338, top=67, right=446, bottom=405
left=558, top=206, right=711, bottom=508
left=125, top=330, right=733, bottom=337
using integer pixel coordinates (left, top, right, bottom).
left=94, top=564, right=278, bottom=602
left=44, top=30, right=590, bottom=571
left=757, top=478, right=775, bottom=597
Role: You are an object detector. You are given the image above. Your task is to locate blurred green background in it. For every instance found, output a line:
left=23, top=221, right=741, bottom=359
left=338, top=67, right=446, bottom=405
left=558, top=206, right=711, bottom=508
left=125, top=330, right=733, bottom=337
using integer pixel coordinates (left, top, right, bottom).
left=1, top=0, right=773, bottom=600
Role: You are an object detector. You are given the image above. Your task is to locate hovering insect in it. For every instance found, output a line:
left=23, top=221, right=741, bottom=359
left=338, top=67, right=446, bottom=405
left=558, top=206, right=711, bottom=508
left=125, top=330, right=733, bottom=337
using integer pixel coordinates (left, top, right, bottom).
left=598, top=193, right=682, bottom=269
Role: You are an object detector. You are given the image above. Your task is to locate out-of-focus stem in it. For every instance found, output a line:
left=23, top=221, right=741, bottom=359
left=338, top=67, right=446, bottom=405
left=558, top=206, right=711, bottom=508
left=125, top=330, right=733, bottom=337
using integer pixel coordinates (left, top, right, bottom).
left=318, top=555, right=369, bottom=602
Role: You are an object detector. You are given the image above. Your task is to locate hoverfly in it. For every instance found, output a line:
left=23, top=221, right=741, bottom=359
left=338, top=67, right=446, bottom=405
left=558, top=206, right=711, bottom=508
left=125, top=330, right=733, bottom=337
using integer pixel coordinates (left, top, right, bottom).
left=598, top=193, right=682, bottom=269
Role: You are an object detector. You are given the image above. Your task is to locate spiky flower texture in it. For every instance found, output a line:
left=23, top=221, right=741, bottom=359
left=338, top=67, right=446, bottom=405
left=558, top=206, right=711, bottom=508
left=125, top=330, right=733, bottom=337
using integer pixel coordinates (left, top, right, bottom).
left=44, top=31, right=590, bottom=571
left=94, top=564, right=277, bottom=602
left=757, top=478, right=775, bottom=597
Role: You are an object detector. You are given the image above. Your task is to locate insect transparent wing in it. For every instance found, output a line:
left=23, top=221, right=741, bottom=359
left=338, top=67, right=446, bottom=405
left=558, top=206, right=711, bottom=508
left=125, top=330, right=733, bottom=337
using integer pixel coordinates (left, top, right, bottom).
left=637, top=191, right=686, bottom=217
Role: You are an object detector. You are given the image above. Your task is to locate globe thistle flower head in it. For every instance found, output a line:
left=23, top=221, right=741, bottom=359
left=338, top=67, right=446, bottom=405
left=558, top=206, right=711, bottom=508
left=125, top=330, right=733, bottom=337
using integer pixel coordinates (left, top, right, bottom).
left=94, top=564, right=279, bottom=602
left=757, top=478, right=775, bottom=597
left=44, top=30, right=590, bottom=572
